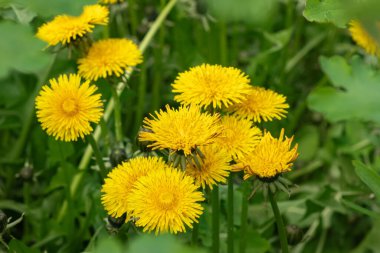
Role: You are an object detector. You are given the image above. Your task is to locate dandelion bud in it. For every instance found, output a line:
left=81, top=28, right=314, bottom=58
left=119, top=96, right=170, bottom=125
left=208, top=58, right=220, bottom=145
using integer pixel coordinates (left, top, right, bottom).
left=19, top=163, right=34, bottom=182
left=286, top=224, right=303, bottom=246
left=107, top=213, right=126, bottom=229
left=109, top=148, right=128, bottom=167
left=0, top=210, right=7, bottom=234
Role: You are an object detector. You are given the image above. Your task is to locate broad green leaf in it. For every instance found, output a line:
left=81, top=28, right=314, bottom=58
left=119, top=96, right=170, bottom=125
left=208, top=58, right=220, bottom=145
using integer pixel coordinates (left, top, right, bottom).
left=9, top=239, right=41, bottom=253
left=296, top=125, right=319, bottom=161
left=94, top=237, right=123, bottom=253
left=303, top=0, right=348, bottom=28
left=0, top=22, right=51, bottom=78
left=353, top=160, right=380, bottom=199
left=307, top=56, right=380, bottom=122
left=17, top=0, right=97, bottom=17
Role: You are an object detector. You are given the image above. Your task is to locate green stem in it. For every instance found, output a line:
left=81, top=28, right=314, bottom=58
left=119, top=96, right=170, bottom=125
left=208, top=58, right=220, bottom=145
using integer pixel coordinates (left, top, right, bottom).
left=86, top=134, right=106, bottom=174
left=191, top=221, right=199, bottom=246
left=268, top=190, right=289, bottom=253
left=211, top=186, right=220, bottom=253
left=239, top=181, right=249, bottom=253
left=134, top=62, right=147, bottom=135
left=110, top=85, right=123, bottom=143
left=227, top=174, right=234, bottom=253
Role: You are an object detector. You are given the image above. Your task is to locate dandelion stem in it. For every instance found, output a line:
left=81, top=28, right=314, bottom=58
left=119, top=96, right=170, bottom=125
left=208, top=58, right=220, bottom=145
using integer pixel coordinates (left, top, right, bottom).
left=110, top=84, right=123, bottom=143
left=239, top=180, right=249, bottom=253
left=211, top=186, right=220, bottom=253
left=268, top=190, right=289, bottom=253
left=86, top=134, right=106, bottom=174
left=57, top=0, right=178, bottom=222
left=227, top=174, right=234, bottom=253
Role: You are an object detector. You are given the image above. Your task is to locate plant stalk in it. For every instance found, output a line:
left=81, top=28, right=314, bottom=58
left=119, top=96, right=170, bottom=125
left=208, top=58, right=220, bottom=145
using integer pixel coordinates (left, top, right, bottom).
left=211, top=186, right=220, bottom=253
left=110, top=84, right=123, bottom=143
left=239, top=180, right=249, bottom=253
left=86, top=134, right=106, bottom=173
left=268, top=190, right=289, bottom=253
left=227, top=174, right=234, bottom=253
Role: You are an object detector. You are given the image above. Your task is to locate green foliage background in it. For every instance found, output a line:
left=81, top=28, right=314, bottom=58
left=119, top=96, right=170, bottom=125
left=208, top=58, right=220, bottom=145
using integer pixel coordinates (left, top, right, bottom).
left=1, top=0, right=380, bottom=252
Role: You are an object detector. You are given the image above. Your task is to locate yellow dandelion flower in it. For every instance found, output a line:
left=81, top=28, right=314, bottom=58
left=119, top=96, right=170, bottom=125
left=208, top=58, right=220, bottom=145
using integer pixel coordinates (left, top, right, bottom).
left=81, top=4, right=109, bottom=25
left=349, top=20, right=380, bottom=56
left=36, top=5, right=109, bottom=47
left=101, top=156, right=168, bottom=218
left=100, top=0, right=123, bottom=4
left=139, top=105, right=221, bottom=156
left=35, top=74, right=103, bottom=141
left=127, top=167, right=205, bottom=234
left=78, top=38, right=143, bottom=81
left=172, top=64, right=251, bottom=109
left=36, top=15, right=93, bottom=46
left=215, top=115, right=262, bottom=160
left=230, top=86, right=289, bottom=123
left=185, top=145, right=231, bottom=189
left=240, top=129, right=298, bottom=180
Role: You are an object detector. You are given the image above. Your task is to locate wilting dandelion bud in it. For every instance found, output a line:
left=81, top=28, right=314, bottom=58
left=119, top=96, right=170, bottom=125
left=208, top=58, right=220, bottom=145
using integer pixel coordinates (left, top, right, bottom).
left=107, top=213, right=126, bottom=229
left=19, top=163, right=34, bottom=182
left=109, top=147, right=128, bottom=167
left=286, top=224, right=304, bottom=246
left=0, top=210, right=7, bottom=234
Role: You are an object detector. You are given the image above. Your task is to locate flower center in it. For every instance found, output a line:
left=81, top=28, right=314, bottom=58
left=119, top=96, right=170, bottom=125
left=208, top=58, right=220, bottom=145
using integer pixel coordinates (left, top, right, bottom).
left=62, top=98, right=79, bottom=116
left=158, top=192, right=176, bottom=209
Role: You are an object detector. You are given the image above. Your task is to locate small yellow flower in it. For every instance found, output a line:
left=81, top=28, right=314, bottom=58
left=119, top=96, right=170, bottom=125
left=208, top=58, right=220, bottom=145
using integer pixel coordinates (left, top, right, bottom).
left=36, top=4, right=109, bottom=47
left=230, top=86, right=289, bottom=123
left=35, top=74, right=103, bottom=141
left=172, top=64, right=251, bottom=109
left=127, top=167, right=205, bottom=234
left=78, top=38, right=143, bottom=81
left=139, top=105, right=221, bottom=156
left=101, top=157, right=168, bottom=218
left=81, top=4, right=109, bottom=25
left=349, top=20, right=380, bottom=56
left=215, top=115, right=262, bottom=160
left=185, top=145, right=231, bottom=189
left=239, top=129, right=298, bottom=179
left=100, top=0, right=123, bottom=4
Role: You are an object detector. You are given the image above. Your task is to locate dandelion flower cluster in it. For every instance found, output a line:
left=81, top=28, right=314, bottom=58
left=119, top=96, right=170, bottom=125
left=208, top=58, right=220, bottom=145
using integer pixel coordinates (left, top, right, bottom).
left=349, top=20, right=380, bottom=56
left=139, top=105, right=221, bottom=155
left=239, top=129, right=298, bottom=180
left=172, top=64, right=251, bottom=109
left=128, top=167, right=205, bottom=234
left=35, top=74, right=103, bottom=141
left=185, top=145, right=231, bottom=189
left=215, top=115, right=262, bottom=160
left=36, top=4, right=109, bottom=46
left=230, top=86, right=289, bottom=122
left=101, top=157, right=168, bottom=218
left=78, top=38, right=143, bottom=81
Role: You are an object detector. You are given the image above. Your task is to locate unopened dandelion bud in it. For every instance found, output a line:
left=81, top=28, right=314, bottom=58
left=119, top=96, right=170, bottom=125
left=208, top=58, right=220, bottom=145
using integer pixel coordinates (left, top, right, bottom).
left=0, top=210, right=7, bottom=234
left=110, top=147, right=128, bottom=167
left=107, top=213, right=126, bottom=229
left=286, top=225, right=304, bottom=246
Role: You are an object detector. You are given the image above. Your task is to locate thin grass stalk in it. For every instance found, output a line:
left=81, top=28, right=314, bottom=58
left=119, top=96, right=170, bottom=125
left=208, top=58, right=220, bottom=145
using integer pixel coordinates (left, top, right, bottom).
left=268, top=190, right=289, bottom=253
left=227, top=174, right=234, bottom=253
left=86, top=134, right=106, bottom=174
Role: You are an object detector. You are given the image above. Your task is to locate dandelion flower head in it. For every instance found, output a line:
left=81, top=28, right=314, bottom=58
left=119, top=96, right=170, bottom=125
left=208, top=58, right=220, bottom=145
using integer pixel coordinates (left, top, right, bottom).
left=349, top=20, right=380, bottom=56
left=240, top=129, right=298, bottom=180
left=172, top=64, right=251, bottom=109
left=215, top=115, right=262, bottom=160
left=185, top=145, right=231, bottom=189
left=139, top=105, right=221, bottom=155
left=127, top=167, right=205, bottom=234
left=35, top=74, right=103, bottom=141
left=230, top=86, right=289, bottom=123
left=101, top=156, right=168, bottom=218
left=36, top=4, right=109, bottom=46
left=78, top=38, right=143, bottom=81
